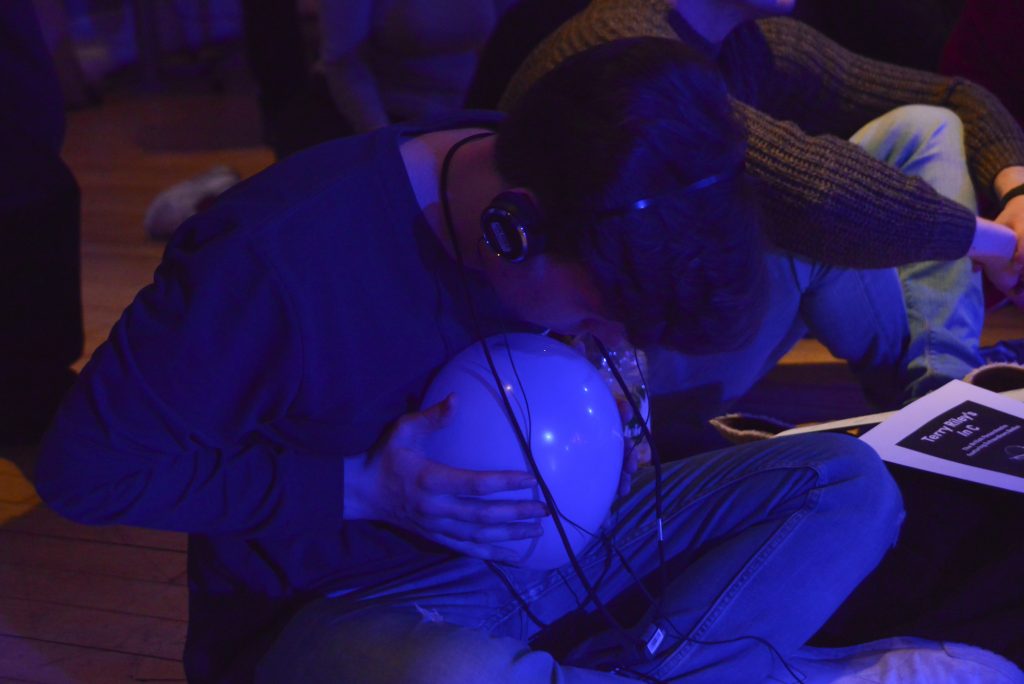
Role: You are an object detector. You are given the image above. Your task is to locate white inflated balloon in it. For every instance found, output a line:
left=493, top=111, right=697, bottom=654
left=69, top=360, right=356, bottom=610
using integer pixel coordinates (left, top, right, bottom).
left=422, top=333, right=623, bottom=569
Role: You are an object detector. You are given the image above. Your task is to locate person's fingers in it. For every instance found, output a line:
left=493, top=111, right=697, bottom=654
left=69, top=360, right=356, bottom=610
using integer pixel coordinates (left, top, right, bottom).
left=392, top=394, right=457, bottom=443
left=419, top=491, right=548, bottom=523
left=419, top=392, right=457, bottom=429
left=983, top=259, right=1022, bottom=296
left=418, top=460, right=537, bottom=496
left=994, top=206, right=1024, bottom=265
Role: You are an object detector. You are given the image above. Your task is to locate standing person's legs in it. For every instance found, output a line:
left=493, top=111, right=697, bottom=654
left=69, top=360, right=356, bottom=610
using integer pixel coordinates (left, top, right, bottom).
left=0, top=148, right=82, bottom=449
left=1, top=1, right=83, bottom=450
left=849, top=104, right=984, bottom=401
left=256, top=434, right=902, bottom=683
left=240, top=0, right=353, bottom=158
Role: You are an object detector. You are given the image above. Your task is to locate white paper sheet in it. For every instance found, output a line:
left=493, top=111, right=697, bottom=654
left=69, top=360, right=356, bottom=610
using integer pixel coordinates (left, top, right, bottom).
left=854, top=380, right=1024, bottom=493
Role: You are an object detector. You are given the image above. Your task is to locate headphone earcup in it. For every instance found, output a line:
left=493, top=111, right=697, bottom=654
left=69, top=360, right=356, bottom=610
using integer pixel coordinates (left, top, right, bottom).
left=480, top=191, right=544, bottom=262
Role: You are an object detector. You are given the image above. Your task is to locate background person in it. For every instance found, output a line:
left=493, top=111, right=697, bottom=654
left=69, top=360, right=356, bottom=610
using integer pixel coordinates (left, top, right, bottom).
left=0, top=0, right=83, bottom=452
left=499, top=0, right=1024, bottom=449
left=499, top=0, right=1024, bottom=664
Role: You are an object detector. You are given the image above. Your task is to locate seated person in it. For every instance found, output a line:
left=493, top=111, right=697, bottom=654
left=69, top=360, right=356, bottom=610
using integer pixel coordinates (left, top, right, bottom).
left=32, top=39, right=988, bottom=683
left=498, top=0, right=1024, bottom=448
left=318, top=0, right=515, bottom=134
left=500, top=0, right=1024, bottom=665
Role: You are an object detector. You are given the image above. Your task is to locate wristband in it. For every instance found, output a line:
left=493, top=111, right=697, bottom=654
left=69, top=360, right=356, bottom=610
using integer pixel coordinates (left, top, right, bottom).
left=1001, top=183, right=1024, bottom=211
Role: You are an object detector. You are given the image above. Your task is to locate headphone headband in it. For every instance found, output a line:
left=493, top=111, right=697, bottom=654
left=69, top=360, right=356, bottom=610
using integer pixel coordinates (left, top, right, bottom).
left=598, top=164, right=744, bottom=218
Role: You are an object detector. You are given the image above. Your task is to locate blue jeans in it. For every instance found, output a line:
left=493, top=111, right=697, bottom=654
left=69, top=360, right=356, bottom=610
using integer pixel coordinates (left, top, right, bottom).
left=647, top=105, right=984, bottom=418
left=256, top=434, right=903, bottom=683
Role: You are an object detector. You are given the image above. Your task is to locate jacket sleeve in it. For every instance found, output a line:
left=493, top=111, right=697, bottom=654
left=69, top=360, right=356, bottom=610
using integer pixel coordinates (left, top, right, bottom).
left=35, top=215, right=347, bottom=539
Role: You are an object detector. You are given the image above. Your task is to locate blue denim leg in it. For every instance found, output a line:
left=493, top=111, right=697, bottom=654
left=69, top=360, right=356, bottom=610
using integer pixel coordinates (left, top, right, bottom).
left=255, top=434, right=902, bottom=683
left=849, top=104, right=984, bottom=401
left=647, top=251, right=909, bottom=414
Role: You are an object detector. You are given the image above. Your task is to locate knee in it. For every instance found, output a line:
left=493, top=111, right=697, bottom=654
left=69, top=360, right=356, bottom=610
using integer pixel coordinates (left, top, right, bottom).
left=259, top=608, right=557, bottom=684
left=884, top=104, right=965, bottom=153
left=799, top=433, right=904, bottom=536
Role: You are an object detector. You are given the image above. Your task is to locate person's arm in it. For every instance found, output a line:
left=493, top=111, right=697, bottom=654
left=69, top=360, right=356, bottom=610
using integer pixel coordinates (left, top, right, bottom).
left=317, top=0, right=389, bottom=133
left=35, top=214, right=547, bottom=552
left=344, top=394, right=547, bottom=562
left=34, top=220, right=338, bottom=538
left=751, top=17, right=1024, bottom=204
left=735, top=101, right=977, bottom=268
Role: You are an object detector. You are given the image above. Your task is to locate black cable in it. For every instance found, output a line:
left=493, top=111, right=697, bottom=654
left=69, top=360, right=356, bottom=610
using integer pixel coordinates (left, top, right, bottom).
left=437, top=133, right=802, bottom=684
left=500, top=330, right=533, bottom=444
left=592, top=353, right=804, bottom=683
left=595, top=529, right=806, bottom=683
left=592, top=337, right=667, bottom=594
left=438, top=131, right=638, bottom=659
left=486, top=560, right=550, bottom=631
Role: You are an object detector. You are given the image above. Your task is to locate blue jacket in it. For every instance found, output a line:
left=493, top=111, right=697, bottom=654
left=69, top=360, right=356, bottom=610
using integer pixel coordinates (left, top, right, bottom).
left=36, top=113, right=517, bottom=681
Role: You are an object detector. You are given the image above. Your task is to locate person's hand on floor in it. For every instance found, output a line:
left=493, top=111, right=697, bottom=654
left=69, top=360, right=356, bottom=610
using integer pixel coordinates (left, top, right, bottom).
left=343, top=394, right=548, bottom=561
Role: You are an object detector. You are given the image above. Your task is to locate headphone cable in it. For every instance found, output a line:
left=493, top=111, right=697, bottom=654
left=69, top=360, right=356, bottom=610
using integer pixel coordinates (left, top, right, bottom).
left=438, top=130, right=642, bottom=660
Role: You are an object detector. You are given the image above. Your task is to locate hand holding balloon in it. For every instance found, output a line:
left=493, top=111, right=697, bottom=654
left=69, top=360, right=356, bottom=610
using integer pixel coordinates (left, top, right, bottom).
left=421, top=334, right=623, bottom=569
left=343, top=394, right=549, bottom=563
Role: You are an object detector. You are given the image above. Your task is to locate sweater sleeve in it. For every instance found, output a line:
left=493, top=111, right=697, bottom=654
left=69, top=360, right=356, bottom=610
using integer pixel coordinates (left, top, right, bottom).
left=752, top=17, right=1024, bottom=199
left=35, top=215, right=347, bottom=539
left=736, top=100, right=977, bottom=268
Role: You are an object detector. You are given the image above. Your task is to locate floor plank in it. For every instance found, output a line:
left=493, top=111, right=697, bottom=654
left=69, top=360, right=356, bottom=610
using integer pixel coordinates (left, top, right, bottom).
left=0, top=566, right=188, bottom=622
left=0, top=635, right=185, bottom=683
left=1, top=69, right=269, bottom=683
left=0, top=597, right=185, bottom=661
left=1, top=532, right=186, bottom=585
left=2, top=508, right=186, bottom=552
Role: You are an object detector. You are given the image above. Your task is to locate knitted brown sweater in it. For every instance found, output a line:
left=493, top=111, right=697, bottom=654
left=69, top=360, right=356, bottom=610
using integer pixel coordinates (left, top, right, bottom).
left=499, top=0, right=1024, bottom=268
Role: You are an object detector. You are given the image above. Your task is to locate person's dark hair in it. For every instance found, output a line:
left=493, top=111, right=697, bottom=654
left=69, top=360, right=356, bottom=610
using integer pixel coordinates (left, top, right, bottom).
left=495, top=37, right=766, bottom=354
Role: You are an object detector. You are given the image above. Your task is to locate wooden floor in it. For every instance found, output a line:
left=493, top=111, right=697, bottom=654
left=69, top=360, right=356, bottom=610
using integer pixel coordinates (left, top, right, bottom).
left=0, top=61, right=273, bottom=683
left=1, top=59, right=1022, bottom=682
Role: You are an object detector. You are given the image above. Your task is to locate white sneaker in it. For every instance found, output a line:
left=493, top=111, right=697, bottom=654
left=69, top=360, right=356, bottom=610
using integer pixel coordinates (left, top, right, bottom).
left=782, top=637, right=1024, bottom=683
left=144, top=165, right=240, bottom=240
